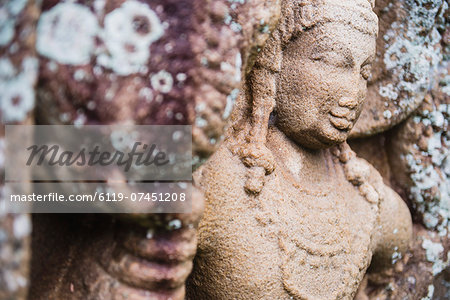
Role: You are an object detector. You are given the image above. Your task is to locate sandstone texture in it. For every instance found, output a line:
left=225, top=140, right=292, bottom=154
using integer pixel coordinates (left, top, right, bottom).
left=352, top=0, right=447, bottom=137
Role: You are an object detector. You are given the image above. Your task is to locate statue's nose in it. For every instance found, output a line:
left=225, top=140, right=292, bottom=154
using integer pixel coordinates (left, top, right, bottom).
left=338, top=97, right=358, bottom=109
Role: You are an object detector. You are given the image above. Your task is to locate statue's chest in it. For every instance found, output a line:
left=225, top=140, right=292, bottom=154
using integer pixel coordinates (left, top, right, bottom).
left=260, top=168, right=378, bottom=299
left=263, top=167, right=376, bottom=255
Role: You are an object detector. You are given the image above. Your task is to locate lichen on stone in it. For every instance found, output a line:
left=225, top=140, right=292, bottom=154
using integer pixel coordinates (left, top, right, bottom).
left=36, top=2, right=99, bottom=65
left=151, top=70, right=173, bottom=94
left=0, top=56, right=38, bottom=123
left=0, top=0, right=28, bottom=46
left=403, top=102, right=449, bottom=234
left=422, top=238, right=450, bottom=275
left=381, top=0, right=444, bottom=116
left=98, top=0, right=164, bottom=75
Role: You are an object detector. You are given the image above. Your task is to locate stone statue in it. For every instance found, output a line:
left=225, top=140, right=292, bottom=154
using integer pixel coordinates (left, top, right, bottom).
left=187, top=1, right=413, bottom=299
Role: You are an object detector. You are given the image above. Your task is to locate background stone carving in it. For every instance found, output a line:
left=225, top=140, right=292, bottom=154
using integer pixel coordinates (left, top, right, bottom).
left=352, top=0, right=447, bottom=137
left=0, top=0, right=282, bottom=299
left=34, top=0, right=280, bottom=165
left=0, top=1, right=39, bottom=299
left=350, top=0, right=449, bottom=298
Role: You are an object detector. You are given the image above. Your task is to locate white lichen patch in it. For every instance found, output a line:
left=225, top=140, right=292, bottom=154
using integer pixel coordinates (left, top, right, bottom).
left=172, top=130, right=183, bottom=142
left=220, top=52, right=242, bottom=84
left=176, top=73, right=187, bottom=82
left=139, top=87, right=153, bottom=102
left=110, top=129, right=139, bottom=151
left=151, top=70, right=173, bottom=94
left=379, top=83, right=398, bottom=101
left=235, top=53, right=242, bottom=82
left=383, top=110, right=392, bottom=119
left=421, top=284, right=435, bottom=300
left=230, top=21, right=242, bottom=32
left=167, top=219, right=182, bottom=230
left=422, top=238, right=450, bottom=275
left=93, top=0, right=106, bottom=17
left=146, top=228, right=154, bottom=239
left=381, top=0, right=444, bottom=112
left=99, top=0, right=164, bottom=75
left=12, top=214, right=31, bottom=239
left=0, top=0, right=28, bottom=46
left=74, top=69, right=87, bottom=81
left=442, top=74, right=450, bottom=96
left=222, top=88, right=240, bottom=119
left=73, top=113, right=87, bottom=127
left=0, top=138, right=5, bottom=170
left=404, top=103, right=449, bottom=234
left=36, top=2, right=99, bottom=65
left=36, top=0, right=164, bottom=75
left=391, top=248, right=402, bottom=264
left=0, top=56, right=38, bottom=123
left=195, top=116, right=207, bottom=128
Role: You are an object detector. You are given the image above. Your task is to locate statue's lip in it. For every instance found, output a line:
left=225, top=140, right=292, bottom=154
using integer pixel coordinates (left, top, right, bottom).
left=328, top=114, right=354, bottom=131
left=329, top=107, right=356, bottom=121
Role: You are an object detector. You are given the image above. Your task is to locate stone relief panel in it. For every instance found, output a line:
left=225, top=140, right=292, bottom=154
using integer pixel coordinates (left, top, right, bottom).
left=352, top=0, right=447, bottom=137
left=349, top=0, right=449, bottom=298
left=187, top=1, right=413, bottom=299
left=0, top=0, right=448, bottom=299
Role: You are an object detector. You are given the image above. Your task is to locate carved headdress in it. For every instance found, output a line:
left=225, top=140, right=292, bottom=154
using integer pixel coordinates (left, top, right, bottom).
left=295, top=0, right=377, bottom=34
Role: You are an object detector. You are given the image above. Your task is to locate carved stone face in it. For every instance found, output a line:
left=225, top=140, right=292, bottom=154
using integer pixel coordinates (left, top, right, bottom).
left=276, top=22, right=376, bottom=149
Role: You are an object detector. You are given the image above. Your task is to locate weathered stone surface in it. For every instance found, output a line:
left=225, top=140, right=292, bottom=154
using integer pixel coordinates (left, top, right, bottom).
left=2, top=0, right=448, bottom=299
left=188, top=138, right=412, bottom=299
left=35, top=0, right=279, bottom=165
left=0, top=0, right=39, bottom=125
left=351, top=0, right=447, bottom=137
left=0, top=1, right=39, bottom=299
left=351, top=7, right=449, bottom=297
left=356, top=225, right=449, bottom=300
left=29, top=188, right=204, bottom=300
left=387, top=93, right=449, bottom=234
left=0, top=213, right=31, bottom=300
left=27, top=1, right=280, bottom=299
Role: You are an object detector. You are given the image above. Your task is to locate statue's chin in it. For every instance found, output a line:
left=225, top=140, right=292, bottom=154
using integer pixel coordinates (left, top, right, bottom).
left=289, top=128, right=348, bottom=150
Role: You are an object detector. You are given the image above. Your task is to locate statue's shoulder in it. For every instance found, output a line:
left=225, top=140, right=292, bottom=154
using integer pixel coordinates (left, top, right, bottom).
left=194, top=143, right=248, bottom=194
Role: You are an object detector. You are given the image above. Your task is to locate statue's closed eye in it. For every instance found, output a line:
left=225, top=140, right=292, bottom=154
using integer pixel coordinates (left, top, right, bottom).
left=309, top=50, right=353, bottom=69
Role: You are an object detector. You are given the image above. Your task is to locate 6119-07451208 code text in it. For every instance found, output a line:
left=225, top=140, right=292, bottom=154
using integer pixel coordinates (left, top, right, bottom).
left=9, top=192, right=187, bottom=202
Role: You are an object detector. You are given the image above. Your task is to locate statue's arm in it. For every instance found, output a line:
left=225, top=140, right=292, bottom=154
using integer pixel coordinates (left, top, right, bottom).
left=369, top=170, right=413, bottom=271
